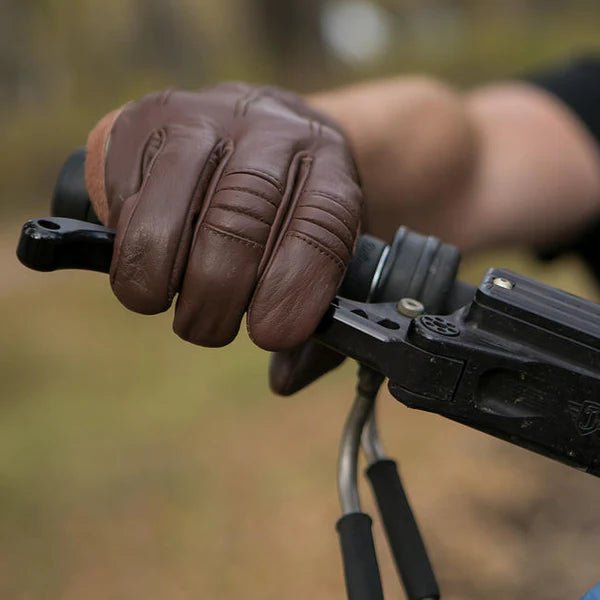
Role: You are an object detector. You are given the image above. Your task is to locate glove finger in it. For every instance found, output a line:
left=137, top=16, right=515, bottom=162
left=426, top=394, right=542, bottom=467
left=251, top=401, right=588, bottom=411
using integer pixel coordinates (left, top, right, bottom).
left=173, top=130, right=307, bottom=347
left=248, top=138, right=362, bottom=350
left=110, top=124, right=221, bottom=314
left=269, top=341, right=345, bottom=396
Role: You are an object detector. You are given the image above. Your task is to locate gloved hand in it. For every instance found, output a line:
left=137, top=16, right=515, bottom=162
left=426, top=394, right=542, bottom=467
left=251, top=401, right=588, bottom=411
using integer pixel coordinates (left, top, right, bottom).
left=85, top=83, right=362, bottom=392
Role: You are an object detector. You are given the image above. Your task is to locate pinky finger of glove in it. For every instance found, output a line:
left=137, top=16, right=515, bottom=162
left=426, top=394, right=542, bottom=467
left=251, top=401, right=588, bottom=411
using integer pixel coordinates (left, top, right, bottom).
left=269, top=340, right=345, bottom=396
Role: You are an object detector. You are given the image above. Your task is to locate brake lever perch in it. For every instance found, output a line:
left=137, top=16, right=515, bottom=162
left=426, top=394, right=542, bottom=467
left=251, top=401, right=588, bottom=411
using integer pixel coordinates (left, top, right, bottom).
left=316, top=283, right=600, bottom=477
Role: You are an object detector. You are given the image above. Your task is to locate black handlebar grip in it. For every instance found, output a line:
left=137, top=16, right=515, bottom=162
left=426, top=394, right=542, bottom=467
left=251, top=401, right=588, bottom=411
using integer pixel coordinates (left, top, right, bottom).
left=26, top=148, right=476, bottom=312
left=51, top=148, right=100, bottom=224
left=366, top=459, right=439, bottom=600
left=336, top=512, right=384, bottom=600
left=339, top=234, right=387, bottom=301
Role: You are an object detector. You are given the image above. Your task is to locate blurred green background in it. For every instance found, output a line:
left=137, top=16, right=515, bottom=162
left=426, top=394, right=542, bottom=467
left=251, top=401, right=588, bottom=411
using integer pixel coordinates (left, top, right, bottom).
left=2, top=1, right=600, bottom=599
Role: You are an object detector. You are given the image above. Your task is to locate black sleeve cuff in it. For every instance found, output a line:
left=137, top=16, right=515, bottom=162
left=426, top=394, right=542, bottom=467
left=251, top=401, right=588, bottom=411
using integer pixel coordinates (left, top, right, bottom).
left=527, top=56, right=600, bottom=280
left=529, top=56, right=600, bottom=148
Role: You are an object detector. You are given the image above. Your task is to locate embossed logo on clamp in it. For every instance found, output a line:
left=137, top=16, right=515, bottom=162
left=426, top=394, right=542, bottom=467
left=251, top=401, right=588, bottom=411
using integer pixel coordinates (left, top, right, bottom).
left=577, top=401, right=600, bottom=436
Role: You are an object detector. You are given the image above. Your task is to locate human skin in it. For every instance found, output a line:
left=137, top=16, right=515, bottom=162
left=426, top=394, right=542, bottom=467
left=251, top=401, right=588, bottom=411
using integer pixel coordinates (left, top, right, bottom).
left=309, top=76, right=600, bottom=252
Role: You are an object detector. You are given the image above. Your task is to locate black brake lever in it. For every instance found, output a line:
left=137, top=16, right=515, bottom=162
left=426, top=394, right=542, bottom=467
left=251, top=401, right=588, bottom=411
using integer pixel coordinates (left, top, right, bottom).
left=17, top=217, right=114, bottom=273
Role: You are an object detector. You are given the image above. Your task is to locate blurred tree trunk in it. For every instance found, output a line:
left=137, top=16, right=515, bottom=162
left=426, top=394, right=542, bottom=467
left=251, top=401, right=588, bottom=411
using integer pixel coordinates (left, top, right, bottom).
left=253, top=0, right=330, bottom=88
left=0, top=1, right=31, bottom=104
left=130, top=0, right=206, bottom=81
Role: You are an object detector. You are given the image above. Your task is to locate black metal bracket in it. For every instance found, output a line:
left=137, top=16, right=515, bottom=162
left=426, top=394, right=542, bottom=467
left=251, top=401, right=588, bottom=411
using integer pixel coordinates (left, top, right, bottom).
left=317, top=270, right=600, bottom=476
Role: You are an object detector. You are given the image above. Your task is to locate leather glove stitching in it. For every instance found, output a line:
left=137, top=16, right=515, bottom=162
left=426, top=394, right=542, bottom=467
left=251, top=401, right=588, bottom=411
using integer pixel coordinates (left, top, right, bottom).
left=246, top=153, right=315, bottom=343
left=202, top=223, right=264, bottom=250
left=294, top=216, right=353, bottom=255
left=255, top=152, right=312, bottom=276
left=235, top=86, right=265, bottom=117
left=187, top=137, right=235, bottom=229
left=141, top=130, right=164, bottom=175
left=306, top=189, right=361, bottom=221
left=222, top=168, right=284, bottom=194
left=241, top=87, right=271, bottom=117
left=210, top=204, right=272, bottom=225
left=109, top=127, right=168, bottom=288
left=217, top=185, right=279, bottom=209
left=167, top=139, right=235, bottom=299
left=286, top=231, right=346, bottom=273
left=302, top=203, right=356, bottom=239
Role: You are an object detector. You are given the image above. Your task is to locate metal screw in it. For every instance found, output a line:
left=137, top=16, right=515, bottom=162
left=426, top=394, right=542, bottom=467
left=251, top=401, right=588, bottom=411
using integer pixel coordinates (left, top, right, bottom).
left=397, top=297, right=425, bottom=317
left=492, top=277, right=514, bottom=290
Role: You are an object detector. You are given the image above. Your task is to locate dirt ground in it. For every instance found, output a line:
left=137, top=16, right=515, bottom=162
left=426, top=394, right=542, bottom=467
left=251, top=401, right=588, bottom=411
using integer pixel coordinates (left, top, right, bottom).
left=1, top=213, right=599, bottom=599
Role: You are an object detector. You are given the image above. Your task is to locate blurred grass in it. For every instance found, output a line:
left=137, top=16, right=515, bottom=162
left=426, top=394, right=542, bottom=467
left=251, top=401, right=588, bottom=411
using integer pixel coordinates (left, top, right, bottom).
left=2, top=2, right=600, bottom=599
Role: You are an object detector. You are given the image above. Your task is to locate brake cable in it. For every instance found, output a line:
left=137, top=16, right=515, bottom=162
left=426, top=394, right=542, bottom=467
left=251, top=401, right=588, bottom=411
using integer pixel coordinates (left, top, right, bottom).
left=337, top=360, right=440, bottom=600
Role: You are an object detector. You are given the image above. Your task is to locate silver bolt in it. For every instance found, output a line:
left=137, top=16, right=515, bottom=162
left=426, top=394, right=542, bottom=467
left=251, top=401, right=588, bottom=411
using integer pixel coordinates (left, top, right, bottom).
left=397, top=297, right=425, bottom=317
left=492, top=277, right=514, bottom=290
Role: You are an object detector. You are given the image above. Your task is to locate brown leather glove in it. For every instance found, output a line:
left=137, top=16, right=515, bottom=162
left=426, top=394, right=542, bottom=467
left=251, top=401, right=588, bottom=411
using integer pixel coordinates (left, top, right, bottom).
left=85, top=83, right=362, bottom=391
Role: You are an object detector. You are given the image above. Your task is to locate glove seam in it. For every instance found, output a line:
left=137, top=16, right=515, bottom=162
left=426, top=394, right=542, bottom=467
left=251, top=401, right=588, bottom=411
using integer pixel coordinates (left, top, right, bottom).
left=222, top=168, right=284, bottom=193
left=110, top=127, right=168, bottom=293
left=255, top=152, right=312, bottom=277
left=293, top=215, right=353, bottom=256
left=168, top=138, right=235, bottom=301
left=201, top=223, right=264, bottom=250
left=287, top=231, right=346, bottom=273
left=246, top=152, right=314, bottom=347
left=209, top=204, right=271, bottom=225
left=306, top=189, right=360, bottom=222
left=217, top=185, right=279, bottom=208
left=302, top=203, right=356, bottom=239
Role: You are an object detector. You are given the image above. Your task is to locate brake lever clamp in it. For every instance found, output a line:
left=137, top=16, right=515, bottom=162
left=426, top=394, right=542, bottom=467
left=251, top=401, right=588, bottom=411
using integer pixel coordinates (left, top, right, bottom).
left=318, top=275, right=600, bottom=477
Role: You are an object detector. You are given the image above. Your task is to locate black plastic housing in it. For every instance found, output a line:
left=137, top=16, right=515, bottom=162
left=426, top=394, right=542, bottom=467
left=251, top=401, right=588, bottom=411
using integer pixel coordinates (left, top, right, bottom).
left=399, top=268, right=600, bottom=475
left=316, top=269, right=600, bottom=475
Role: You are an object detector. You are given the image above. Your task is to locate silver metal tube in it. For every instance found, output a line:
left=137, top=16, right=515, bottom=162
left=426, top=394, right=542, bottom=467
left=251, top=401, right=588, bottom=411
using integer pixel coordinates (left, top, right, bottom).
left=367, top=245, right=389, bottom=302
left=361, top=407, right=387, bottom=466
left=338, top=367, right=384, bottom=515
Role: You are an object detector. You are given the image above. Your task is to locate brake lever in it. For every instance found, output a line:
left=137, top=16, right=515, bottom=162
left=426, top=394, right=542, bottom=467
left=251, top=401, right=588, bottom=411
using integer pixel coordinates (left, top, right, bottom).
left=17, top=217, right=114, bottom=273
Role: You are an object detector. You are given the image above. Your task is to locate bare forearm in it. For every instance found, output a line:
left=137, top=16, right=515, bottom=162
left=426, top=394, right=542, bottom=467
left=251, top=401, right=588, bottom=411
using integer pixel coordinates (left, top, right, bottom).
left=310, top=77, right=477, bottom=244
left=463, top=83, right=600, bottom=250
left=309, top=77, right=600, bottom=252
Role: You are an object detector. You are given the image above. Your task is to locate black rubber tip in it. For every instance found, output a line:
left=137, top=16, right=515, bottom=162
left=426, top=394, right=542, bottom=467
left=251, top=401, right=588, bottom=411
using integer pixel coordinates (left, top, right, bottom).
left=366, top=459, right=439, bottom=600
left=336, top=512, right=384, bottom=600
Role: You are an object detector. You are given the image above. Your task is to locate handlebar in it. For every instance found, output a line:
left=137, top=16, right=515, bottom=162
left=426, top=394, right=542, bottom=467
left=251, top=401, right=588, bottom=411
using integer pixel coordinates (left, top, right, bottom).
left=24, top=149, right=475, bottom=311
left=21, top=149, right=600, bottom=479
